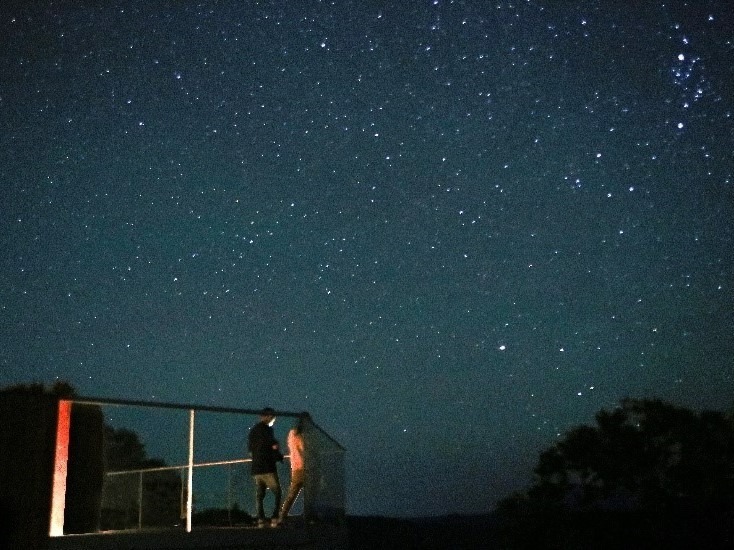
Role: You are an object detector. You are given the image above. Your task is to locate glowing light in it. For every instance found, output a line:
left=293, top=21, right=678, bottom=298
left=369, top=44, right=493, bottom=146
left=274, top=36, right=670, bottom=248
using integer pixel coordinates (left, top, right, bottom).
left=50, top=400, right=72, bottom=537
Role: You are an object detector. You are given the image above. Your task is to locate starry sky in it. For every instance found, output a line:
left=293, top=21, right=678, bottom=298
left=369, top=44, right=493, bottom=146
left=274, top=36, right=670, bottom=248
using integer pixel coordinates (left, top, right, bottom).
left=1, top=0, right=732, bottom=518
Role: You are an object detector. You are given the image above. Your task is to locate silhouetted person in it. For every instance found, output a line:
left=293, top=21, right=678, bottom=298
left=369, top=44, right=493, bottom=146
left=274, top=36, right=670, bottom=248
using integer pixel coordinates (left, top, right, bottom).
left=279, top=413, right=308, bottom=523
left=248, top=407, right=283, bottom=527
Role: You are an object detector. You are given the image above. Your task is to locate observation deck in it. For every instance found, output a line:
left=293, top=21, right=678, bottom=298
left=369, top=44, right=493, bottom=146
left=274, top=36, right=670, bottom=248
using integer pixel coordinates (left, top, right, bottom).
left=0, top=392, right=346, bottom=550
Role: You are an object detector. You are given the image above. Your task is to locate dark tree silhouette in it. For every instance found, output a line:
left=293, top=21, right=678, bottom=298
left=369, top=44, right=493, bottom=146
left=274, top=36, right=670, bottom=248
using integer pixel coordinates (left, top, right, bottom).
left=495, top=398, right=734, bottom=549
left=101, top=421, right=182, bottom=530
left=103, top=426, right=149, bottom=471
left=0, top=382, right=104, bottom=540
left=0, top=382, right=189, bottom=538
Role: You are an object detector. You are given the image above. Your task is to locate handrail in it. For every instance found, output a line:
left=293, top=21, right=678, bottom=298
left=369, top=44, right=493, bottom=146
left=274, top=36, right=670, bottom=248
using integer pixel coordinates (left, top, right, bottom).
left=104, top=456, right=301, bottom=476
left=71, top=395, right=303, bottom=418
left=71, top=395, right=346, bottom=451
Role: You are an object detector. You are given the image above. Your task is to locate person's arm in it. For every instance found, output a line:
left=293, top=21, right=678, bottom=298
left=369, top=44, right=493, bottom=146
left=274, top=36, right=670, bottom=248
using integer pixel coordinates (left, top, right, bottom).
left=249, top=423, right=264, bottom=455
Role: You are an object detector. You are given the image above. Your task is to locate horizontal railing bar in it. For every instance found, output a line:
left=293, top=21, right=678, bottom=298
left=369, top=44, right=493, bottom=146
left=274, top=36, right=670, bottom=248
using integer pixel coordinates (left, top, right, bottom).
left=69, top=395, right=304, bottom=418
left=105, top=456, right=295, bottom=476
left=70, top=396, right=346, bottom=451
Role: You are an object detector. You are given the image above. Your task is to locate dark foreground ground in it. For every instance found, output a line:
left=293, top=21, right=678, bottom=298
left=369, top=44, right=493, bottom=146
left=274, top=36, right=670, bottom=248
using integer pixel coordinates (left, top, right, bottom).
left=347, top=514, right=498, bottom=550
left=346, top=512, right=734, bottom=550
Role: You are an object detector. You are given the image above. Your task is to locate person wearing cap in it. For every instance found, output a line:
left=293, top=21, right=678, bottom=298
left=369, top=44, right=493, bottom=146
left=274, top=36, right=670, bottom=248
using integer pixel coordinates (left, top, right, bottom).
left=248, top=407, right=283, bottom=527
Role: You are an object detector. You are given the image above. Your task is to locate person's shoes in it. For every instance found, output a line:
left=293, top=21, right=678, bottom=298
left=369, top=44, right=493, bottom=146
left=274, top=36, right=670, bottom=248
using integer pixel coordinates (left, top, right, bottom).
left=256, top=518, right=266, bottom=528
left=270, top=518, right=281, bottom=527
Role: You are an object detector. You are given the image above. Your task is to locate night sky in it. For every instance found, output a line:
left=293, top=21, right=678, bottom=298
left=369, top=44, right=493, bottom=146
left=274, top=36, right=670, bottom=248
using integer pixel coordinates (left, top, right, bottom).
left=2, top=1, right=732, bottom=517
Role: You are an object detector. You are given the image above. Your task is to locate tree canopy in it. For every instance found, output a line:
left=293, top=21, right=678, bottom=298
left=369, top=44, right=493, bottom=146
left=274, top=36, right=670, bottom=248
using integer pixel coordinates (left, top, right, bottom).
left=496, top=398, right=734, bottom=549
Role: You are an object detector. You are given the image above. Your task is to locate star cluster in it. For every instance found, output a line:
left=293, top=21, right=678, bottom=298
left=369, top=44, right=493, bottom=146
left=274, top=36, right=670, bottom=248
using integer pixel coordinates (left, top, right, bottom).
left=1, top=1, right=732, bottom=516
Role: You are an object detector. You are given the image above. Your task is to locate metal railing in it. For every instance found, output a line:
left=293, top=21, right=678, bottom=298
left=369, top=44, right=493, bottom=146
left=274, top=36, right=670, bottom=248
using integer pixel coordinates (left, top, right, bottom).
left=50, top=397, right=345, bottom=537
left=102, top=457, right=256, bottom=531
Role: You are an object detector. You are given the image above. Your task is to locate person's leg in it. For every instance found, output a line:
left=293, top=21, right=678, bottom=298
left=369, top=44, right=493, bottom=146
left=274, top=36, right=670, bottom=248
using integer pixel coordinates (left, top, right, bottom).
left=279, top=469, right=305, bottom=520
left=263, top=472, right=281, bottom=520
left=254, top=475, right=267, bottom=522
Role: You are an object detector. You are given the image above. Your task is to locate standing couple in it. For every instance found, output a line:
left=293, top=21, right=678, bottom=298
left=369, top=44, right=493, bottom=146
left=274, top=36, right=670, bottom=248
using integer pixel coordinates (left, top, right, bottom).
left=247, top=407, right=307, bottom=527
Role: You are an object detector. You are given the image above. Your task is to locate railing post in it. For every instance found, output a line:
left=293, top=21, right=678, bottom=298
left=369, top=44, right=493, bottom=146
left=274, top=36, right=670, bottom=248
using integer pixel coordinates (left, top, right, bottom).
left=227, top=463, right=233, bottom=526
left=49, top=399, right=72, bottom=537
left=138, top=471, right=143, bottom=529
left=180, top=468, right=186, bottom=526
left=186, top=409, right=195, bottom=532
